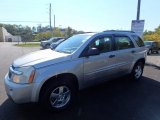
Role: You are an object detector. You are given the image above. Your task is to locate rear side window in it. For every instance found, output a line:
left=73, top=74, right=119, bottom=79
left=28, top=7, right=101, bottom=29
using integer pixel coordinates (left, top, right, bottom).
left=115, top=36, right=134, bottom=50
left=132, top=35, right=144, bottom=47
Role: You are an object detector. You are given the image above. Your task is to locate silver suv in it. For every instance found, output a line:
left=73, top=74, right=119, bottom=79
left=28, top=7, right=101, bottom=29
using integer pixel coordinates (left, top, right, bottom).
left=4, top=30, right=147, bottom=111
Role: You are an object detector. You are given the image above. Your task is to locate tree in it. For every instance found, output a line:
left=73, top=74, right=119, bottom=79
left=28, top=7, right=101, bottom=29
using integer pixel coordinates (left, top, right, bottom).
left=34, top=32, right=52, bottom=41
left=65, top=27, right=77, bottom=38
left=143, top=25, right=160, bottom=42
left=53, top=27, right=64, bottom=37
left=20, top=26, right=33, bottom=43
left=32, top=27, right=37, bottom=33
left=37, top=24, right=42, bottom=33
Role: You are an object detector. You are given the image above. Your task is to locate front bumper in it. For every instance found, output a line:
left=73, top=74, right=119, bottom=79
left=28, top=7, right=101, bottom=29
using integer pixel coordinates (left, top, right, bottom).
left=4, top=74, right=39, bottom=103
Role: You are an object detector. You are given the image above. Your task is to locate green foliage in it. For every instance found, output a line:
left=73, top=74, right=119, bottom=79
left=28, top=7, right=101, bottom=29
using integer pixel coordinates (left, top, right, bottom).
left=34, top=32, right=52, bottom=41
left=34, top=27, right=79, bottom=41
left=143, top=25, right=160, bottom=42
left=0, top=23, right=82, bottom=42
left=15, top=43, right=40, bottom=47
left=65, top=27, right=77, bottom=38
left=0, top=23, right=33, bottom=42
left=53, top=27, right=64, bottom=37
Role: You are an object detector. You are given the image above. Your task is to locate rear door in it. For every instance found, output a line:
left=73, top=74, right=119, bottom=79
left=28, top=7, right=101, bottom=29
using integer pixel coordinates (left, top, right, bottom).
left=112, top=34, right=136, bottom=74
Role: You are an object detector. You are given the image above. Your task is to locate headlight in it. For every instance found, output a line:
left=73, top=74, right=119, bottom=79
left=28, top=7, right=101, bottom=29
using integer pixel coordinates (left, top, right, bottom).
left=12, top=66, right=35, bottom=84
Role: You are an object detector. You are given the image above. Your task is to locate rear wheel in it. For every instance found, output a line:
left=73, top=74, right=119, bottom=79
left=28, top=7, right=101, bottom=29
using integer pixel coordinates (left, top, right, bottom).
left=147, top=49, right=152, bottom=55
left=40, top=76, right=77, bottom=111
left=131, top=62, right=144, bottom=80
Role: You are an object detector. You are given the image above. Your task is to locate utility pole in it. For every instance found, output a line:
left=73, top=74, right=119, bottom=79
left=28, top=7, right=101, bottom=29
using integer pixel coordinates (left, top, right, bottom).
left=131, top=0, right=144, bottom=37
left=49, top=3, right=52, bottom=30
left=137, top=0, right=141, bottom=20
left=54, top=15, right=55, bottom=29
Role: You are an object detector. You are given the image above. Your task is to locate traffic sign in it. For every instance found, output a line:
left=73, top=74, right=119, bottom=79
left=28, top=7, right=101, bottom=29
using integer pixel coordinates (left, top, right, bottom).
left=131, top=20, right=145, bottom=37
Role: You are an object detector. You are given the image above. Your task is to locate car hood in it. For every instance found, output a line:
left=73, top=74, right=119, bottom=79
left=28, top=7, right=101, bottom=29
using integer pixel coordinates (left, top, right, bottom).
left=41, top=40, right=48, bottom=43
left=13, top=49, right=71, bottom=68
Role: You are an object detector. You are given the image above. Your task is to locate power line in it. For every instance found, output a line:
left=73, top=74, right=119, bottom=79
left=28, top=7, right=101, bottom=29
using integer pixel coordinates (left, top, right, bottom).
left=0, top=20, right=48, bottom=23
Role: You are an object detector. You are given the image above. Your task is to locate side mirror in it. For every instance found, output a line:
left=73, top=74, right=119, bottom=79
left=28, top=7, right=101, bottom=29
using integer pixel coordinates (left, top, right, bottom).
left=86, top=48, right=100, bottom=56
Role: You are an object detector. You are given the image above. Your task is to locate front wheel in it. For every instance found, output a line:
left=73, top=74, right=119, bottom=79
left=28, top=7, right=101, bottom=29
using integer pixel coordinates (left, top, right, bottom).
left=130, top=62, right=144, bottom=80
left=39, top=77, right=77, bottom=111
left=147, top=49, right=152, bottom=55
left=156, top=51, right=159, bottom=54
left=46, top=44, right=50, bottom=49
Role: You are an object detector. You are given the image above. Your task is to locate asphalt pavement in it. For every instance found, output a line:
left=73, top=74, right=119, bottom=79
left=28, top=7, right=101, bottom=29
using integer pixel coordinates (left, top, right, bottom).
left=0, top=43, right=160, bottom=120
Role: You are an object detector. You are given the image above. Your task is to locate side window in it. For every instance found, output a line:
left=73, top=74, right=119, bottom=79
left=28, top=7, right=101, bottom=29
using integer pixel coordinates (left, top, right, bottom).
left=152, top=42, right=157, bottom=47
left=115, top=36, right=134, bottom=50
left=89, top=36, right=112, bottom=53
left=132, top=35, right=144, bottom=47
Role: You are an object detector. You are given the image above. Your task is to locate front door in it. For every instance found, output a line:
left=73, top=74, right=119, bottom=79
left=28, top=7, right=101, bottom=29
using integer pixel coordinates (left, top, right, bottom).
left=83, top=35, right=115, bottom=86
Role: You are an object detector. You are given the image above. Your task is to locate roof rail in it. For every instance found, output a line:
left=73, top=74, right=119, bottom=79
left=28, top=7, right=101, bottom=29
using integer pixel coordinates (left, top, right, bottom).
left=81, top=32, right=95, bottom=34
left=103, top=30, right=135, bottom=33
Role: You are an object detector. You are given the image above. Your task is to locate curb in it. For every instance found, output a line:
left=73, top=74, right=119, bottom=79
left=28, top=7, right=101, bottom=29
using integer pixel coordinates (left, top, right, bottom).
left=145, top=62, right=160, bottom=69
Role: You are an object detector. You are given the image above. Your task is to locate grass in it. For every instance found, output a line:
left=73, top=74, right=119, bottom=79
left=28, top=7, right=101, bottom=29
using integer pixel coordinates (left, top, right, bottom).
left=15, top=43, right=40, bottom=47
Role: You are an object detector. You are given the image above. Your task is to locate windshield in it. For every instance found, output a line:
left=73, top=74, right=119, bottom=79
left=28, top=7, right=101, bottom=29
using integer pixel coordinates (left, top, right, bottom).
left=55, top=34, right=91, bottom=54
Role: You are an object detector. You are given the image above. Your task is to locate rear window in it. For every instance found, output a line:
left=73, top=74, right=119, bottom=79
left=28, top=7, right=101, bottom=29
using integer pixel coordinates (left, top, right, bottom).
left=132, top=35, right=144, bottom=47
left=115, top=36, right=134, bottom=50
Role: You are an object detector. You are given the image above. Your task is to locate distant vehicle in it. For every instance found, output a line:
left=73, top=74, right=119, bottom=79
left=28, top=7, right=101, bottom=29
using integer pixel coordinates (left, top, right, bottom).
left=40, top=37, right=64, bottom=49
left=144, top=41, right=159, bottom=55
left=50, top=39, right=65, bottom=50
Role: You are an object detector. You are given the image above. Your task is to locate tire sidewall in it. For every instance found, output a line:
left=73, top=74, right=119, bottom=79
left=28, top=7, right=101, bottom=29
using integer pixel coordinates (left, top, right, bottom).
left=131, top=62, right=144, bottom=80
left=148, top=49, right=152, bottom=55
left=40, top=77, right=76, bottom=111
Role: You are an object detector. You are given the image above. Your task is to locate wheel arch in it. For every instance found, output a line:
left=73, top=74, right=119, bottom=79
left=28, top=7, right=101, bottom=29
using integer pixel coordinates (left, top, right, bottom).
left=130, top=58, right=145, bottom=74
left=135, top=58, right=145, bottom=65
left=38, top=73, right=79, bottom=101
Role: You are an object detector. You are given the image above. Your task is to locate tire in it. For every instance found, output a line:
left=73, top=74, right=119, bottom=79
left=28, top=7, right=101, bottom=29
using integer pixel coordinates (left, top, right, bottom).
left=130, top=62, right=144, bottom=80
left=46, top=44, right=50, bottom=49
left=39, top=76, right=77, bottom=111
left=156, top=51, right=159, bottom=54
left=147, top=49, right=152, bottom=55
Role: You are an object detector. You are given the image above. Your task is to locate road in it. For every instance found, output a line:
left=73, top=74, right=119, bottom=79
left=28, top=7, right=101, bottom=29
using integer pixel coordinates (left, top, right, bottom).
left=0, top=43, right=160, bottom=120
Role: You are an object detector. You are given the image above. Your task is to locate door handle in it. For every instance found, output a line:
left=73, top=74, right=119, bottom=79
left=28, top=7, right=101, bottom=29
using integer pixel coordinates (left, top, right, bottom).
left=131, top=50, right=136, bottom=53
left=109, top=55, right=115, bottom=58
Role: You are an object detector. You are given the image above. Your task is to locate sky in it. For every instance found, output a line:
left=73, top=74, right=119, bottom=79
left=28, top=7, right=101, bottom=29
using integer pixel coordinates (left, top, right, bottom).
left=0, top=0, right=159, bottom=32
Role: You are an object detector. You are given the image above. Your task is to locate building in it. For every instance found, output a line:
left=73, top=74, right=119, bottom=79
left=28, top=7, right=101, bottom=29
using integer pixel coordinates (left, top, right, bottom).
left=0, top=27, right=21, bottom=42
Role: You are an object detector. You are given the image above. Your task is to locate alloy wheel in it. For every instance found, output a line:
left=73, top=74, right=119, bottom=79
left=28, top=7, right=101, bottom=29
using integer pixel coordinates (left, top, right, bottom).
left=49, top=86, right=71, bottom=108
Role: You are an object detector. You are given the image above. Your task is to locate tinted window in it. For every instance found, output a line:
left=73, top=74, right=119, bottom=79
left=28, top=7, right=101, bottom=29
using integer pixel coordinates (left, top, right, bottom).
left=89, top=36, right=112, bottom=53
left=132, top=35, right=144, bottom=47
left=115, top=36, right=134, bottom=50
left=144, top=41, right=152, bottom=45
left=152, top=42, right=158, bottom=47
